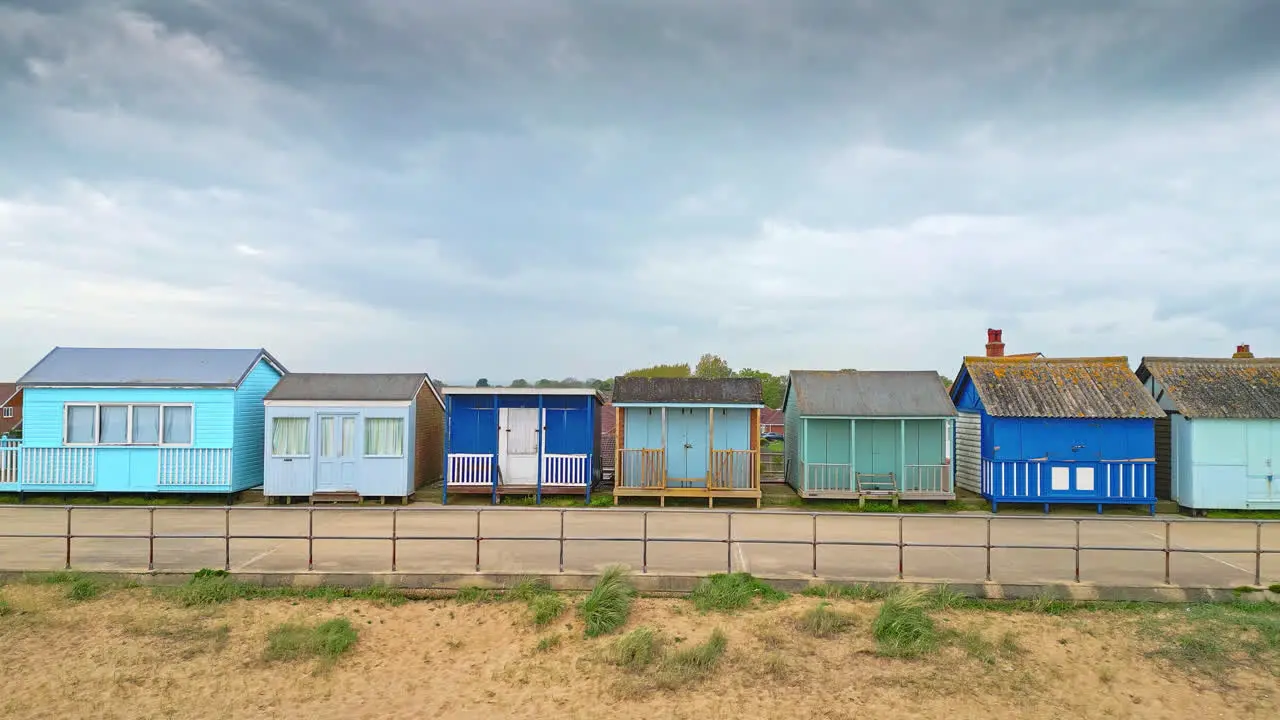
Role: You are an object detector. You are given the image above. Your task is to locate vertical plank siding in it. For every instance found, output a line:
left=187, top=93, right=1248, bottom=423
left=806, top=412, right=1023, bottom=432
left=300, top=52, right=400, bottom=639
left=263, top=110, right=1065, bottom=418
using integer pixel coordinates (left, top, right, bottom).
left=158, top=448, right=234, bottom=486
left=954, top=412, right=982, bottom=493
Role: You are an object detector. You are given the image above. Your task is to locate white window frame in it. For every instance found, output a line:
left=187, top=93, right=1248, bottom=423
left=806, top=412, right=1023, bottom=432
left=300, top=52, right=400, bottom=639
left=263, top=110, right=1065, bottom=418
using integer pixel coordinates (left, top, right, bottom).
left=62, top=403, right=195, bottom=447
left=363, top=417, right=406, bottom=458
left=1, top=406, right=12, bottom=419
left=270, top=416, right=312, bottom=458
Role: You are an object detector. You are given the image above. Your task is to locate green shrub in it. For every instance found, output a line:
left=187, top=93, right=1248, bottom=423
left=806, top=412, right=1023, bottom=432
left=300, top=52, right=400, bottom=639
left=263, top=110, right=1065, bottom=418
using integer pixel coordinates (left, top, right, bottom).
left=608, top=627, right=662, bottom=670
left=529, top=594, right=567, bottom=627
left=872, top=588, right=939, bottom=658
left=655, top=629, right=728, bottom=689
left=580, top=566, right=634, bottom=638
left=689, top=573, right=787, bottom=613
left=264, top=618, right=358, bottom=668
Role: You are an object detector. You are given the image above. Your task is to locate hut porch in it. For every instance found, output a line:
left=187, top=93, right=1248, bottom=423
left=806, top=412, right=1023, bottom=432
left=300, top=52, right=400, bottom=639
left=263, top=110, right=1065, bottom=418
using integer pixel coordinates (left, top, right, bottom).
left=794, top=417, right=955, bottom=502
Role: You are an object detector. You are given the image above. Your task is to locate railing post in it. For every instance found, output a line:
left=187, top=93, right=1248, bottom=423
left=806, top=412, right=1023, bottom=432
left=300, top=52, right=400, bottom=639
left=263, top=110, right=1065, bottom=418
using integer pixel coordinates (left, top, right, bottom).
left=1073, top=519, right=1081, bottom=583
left=224, top=507, right=231, bottom=572
left=559, top=509, right=566, bottom=573
left=897, top=515, right=904, bottom=580
left=307, top=508, right=314, bottom=572
left=1256, top=521, right=1264, bottom=587
left=148, top=507, right=155, bottom=572
left=642, top=511, right=648, bottom=574
left=1164, top=521, right=1171, bottom=585
left=391, top=509, right=398, bottom=573
left=811, top=513, right=818, bottom=577
left=64, top=506, right=72, bottom=570
left=985, top=517, right=992, bottom=582
left=474, top=509, right=482, bottom=573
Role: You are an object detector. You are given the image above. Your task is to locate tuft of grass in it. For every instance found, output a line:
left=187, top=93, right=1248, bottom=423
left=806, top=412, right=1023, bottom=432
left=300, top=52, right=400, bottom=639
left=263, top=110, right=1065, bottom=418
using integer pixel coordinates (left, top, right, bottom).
left=1270, top=584, right=1280, bottom=594
left=929, top=584, right=967, bottom=609
left=66, top=577, right=101, bottom=602
left=454, top=586, right=501, bottom=604
left=529, top=594, right=567, bottom=627
left=689, top=573, right=787, bottom=613
left=535, top=634, right=563, bottom=653
left=802, top=583, right=883, bottom=601
left=608, top=626, right=662, bottom=670
left=872, top=588, right=939, bottom=659
left=580, top=566, right=634, bottom=638
left=588, top=493, right=613, bottom=508
left=264, top=618, right=358, bottom=668
left=0, top=597, right=10, bottom=617
left=799, top=601, right=852, bottom=638
left=1234, top=586, right=1262, bottom=595
left=165, top=570, right=410, bottom=607
left=1146, top=603, right=1280, bottom=681
left=506, top=577, right=553, bottom=602
left=761, top=652, right=790, bottom=682
left=655, top=629, right=728, bottom=689
left=953, top=629, right=1024, bottom=665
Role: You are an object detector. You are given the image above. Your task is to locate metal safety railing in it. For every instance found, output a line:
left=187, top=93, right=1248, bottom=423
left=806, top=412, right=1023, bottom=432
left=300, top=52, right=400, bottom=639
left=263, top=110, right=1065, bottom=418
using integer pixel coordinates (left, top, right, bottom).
left=0, top=505, right=1275, bottom=587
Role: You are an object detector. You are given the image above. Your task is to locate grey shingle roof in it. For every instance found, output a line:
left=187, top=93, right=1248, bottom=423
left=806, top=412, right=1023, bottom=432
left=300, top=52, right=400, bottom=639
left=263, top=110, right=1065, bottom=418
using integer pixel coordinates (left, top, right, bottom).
left=265, top=373, right=428, bottom=402
left=611, top=377, right=762, bottom=405
left=961, top=356, right=1164, bottom=419
left=18, top=348, right=284, bottom=388
left=786, top=370, right=957, bottom=417
left=1137, top=357, right=1280, bottom=419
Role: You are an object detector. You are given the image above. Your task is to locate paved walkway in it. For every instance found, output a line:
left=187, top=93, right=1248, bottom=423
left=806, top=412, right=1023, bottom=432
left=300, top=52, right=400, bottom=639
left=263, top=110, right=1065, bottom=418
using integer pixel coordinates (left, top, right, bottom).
left=0, top=506, right=1276, bottom=588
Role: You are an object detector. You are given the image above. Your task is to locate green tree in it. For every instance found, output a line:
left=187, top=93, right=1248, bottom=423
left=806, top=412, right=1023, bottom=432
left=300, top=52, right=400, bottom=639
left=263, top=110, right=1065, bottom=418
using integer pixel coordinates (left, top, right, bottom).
left=736, top=368, right=785, bottom=408
left=694, top=353, right=733, bottom=379
left=623, top=363, right=691, bottom=378
left=939, top=375, right=954, bottom=390
left=475, top=378, right=490, bottom=388
left=509, top=378, right=531, bottom=388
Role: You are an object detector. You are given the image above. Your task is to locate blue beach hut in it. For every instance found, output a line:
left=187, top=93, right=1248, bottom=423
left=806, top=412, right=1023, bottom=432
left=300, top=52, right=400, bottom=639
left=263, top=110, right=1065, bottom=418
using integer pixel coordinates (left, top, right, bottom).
left=442, top=387, right=603, bottom=504
left=1, top=347, right=285, bottom=494
left=950, top=346, right=1164, bottom=514
left=1137, top=346, right=1280, bottom=512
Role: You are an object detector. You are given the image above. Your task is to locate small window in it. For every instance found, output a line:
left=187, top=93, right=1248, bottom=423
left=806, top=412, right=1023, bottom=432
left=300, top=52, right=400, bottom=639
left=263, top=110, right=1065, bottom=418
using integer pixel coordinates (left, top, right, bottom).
left=99, top=406, right=129, bottom=444
left=1, top=407, right=12, bottom=419
left=132, top=405, right=160, bottom=444
left=162, top=406, right=193, bottom=445
left=271, top=417, right=310, bottom=456
left=365, top=418, right=405, bottom=457
left=65, top=405, right=96, bottom=444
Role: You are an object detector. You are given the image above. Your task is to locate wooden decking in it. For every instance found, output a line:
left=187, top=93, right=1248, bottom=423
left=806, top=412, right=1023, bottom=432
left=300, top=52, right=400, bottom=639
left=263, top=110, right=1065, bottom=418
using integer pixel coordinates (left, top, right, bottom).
left=612, top=485, right=762, bottom=508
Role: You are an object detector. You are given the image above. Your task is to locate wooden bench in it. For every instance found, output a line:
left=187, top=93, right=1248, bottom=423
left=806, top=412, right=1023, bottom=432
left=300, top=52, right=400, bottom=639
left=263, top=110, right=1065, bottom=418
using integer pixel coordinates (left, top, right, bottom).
left=855, top=472, right=900, bottom=508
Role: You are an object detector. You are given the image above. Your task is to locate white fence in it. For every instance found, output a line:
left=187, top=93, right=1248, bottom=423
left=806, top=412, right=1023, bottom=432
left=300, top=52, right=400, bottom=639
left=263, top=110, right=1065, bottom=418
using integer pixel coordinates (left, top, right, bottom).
left=542, top=454, right=590, bottom=486
left=19, top=447, right=96, bottom=486
left=904, top=464, right=952, bottom=495
left=0, top=439, right=18, bottom=484
left=157, top=448, right=233, bottom=487
left=448, top=453, right=495, bottom=486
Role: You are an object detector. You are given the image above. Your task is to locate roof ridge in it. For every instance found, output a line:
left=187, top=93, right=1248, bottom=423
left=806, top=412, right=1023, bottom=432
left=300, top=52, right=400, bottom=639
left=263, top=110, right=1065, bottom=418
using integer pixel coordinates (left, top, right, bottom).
left=965, top=355, right=1129, bottom=364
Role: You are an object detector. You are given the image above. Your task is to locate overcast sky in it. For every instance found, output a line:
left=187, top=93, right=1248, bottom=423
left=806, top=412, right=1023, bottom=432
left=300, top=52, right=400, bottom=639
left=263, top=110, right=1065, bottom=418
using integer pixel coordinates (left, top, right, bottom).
left=2, top=1, right=1278, bottom=384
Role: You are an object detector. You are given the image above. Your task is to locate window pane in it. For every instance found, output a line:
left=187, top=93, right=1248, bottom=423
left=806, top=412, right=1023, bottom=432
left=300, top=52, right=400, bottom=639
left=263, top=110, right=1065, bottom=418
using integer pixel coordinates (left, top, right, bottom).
left=66, top=406, right=96, bottom=444
left=272, top=418, right=309, bottom=456
left=365, top=418, right=404, bottom=456
left=132, top=406, right=160, bottom=444
left=99, top=406, right=128, bottom=444
left=2, top=407, right=12, bottom=419
left=162, top=406, right=193, bottom=444
left=341, top=417, right=357, bottom=457
left=319, top=417, right=334, bottom=457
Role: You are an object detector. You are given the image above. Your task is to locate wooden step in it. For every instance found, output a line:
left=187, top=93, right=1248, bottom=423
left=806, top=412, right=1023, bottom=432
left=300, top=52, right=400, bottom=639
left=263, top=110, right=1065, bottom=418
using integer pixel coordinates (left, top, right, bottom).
left=311, top=490, right=362, bottom=504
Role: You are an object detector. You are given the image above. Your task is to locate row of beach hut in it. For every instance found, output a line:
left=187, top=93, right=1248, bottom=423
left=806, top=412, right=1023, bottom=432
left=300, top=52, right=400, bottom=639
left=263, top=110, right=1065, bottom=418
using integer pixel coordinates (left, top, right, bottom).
left=0, top=330, right=1276, bottom=512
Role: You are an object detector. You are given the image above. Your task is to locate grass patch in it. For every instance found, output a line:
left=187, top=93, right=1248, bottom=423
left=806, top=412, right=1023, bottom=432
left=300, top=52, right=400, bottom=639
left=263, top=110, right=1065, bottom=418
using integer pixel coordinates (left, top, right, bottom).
left=0, top=597, right=10, bottom=617
left=761, top=652, right=790, bottom=682
left=655, top=629, right=728, bottom=689
left=66, top=577, right=101, bottom=602
left=689, top=573, right=787, bottom=613
left=588, top=493, right=613, bottom=508
left=454, top=586, right=501, bottom=604
left=608, top=626, right=662, bottom=670
left=798, top=601, right=852, bottom=638
left=529, top=594, right=567, bottom=627
left=535, top=634, right=563, bottom=653
left=580, top=566, right=634, bottom=638
left=872, top=588, right=940, bottom=659
left=1146, top=602, right=1280, bottom=681
left=505, top=577, right=552, bottom=602
left=163, top=570, right=409, bottom=607
left=126, top=619, right=231, bottom=659
left=264, top=618, right=358, bottom=668
left=953, top=629, right=1024, bottom=665
left=1270, top=584, right=1280, bottom=595
left=802, top=583, right=884, bottom=601
left=929, top=584, right=967, bottom=609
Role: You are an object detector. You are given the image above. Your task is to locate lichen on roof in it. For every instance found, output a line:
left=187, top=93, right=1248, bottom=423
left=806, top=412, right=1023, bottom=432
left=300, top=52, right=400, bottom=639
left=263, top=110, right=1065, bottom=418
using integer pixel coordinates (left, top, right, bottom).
left=963, top=356, right=1163, bottom=419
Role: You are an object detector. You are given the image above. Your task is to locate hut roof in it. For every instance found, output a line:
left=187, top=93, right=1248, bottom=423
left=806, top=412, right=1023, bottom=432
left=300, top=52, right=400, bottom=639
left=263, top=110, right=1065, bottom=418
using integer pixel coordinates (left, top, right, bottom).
left=960, top=356, right=1163, bottom=419
left=265, top=373, right=432, bottom=403
left=611, top=377, right=762, bottom=405
left=785, top=370, right=957, bottom=417
left=1137, top=357, right=1280, bottom=419
left=18, top=348, right=284, bottom=388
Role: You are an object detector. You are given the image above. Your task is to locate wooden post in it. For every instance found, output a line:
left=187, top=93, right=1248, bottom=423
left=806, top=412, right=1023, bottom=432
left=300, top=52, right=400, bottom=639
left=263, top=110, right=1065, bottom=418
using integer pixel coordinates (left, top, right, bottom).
left=707, top=407, right=715, bottom=491
left=899, top=419, right=907, bottom=495
left=660, top=407, right=667, bottom=491
left=616, top=405, right=624, bottom=492
left=849, top=418, right=857, bottom=495
left=751, top=407, right=760, bottom=490
left=802, top=417, right=810, bottom=495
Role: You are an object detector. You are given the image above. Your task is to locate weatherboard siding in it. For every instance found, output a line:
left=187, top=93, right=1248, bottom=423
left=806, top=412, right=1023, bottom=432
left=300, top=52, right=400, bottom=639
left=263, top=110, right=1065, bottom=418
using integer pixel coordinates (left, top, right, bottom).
left=955, top=412, right=981, bottom=493
left=232, top=359, right=282, bottom=491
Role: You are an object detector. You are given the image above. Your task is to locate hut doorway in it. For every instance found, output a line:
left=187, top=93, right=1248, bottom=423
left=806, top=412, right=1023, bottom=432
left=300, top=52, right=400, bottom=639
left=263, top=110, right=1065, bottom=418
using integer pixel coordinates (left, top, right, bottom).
left=499, top=407, right=540, bottom=486
left=316, top=414, right=359, bottom=491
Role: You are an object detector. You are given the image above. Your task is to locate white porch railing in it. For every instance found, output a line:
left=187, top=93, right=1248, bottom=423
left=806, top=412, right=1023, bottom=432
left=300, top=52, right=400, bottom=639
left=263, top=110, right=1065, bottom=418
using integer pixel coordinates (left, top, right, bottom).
left=0, top=439, right=19, bottom=484
left=542, top=454, right=590, bottom=486
left=20, top=447, right=96, bottom=486
left=904, top=463, right=952, bottom=495
left=448, top=453, right=495, bottom=486
left=804, top=463, right=852, bottom=493
left=158, top=448, right=233, bottom=487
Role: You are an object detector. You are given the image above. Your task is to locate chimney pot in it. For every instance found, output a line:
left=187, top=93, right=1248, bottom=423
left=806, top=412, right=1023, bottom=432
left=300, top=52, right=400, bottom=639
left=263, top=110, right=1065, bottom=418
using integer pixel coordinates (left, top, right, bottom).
left=985, top=328, right=1006, bottom=358
left=1233, top=344, right=1254, bottom=359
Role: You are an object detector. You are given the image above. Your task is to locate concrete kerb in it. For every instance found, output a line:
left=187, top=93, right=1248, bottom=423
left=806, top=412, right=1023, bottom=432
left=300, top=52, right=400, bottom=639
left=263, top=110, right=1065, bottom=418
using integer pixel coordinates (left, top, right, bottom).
left=3, top=569, right=1277, bottom=604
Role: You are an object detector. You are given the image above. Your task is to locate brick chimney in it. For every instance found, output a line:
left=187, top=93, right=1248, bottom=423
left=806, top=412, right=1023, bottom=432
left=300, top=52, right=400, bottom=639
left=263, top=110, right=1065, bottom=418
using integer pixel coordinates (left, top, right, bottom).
left=1233, top=344, right=1254, bottom=359
left=985, top=329, right=1005, bottom=358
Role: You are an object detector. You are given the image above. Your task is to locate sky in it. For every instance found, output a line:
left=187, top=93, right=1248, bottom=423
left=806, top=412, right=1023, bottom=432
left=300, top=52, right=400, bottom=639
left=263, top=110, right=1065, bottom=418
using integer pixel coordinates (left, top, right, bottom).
left=2, top=0, right=1278, bottom=385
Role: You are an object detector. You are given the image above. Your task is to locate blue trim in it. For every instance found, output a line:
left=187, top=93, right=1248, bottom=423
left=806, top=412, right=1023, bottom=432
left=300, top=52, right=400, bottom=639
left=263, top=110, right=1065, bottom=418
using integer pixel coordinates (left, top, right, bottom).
left=442, top=395, right=451, bottom=505
left=536, top=393, right=544, bottom=505
left=584, top=398, right=593, bottom=505
left=491, top=394, right=500, bottom=505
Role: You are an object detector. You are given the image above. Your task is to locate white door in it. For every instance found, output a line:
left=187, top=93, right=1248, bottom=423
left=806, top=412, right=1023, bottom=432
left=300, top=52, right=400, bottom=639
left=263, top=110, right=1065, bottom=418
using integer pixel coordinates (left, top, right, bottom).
left=317, top=415, right=359, bottom=491
left=499, top=408, right=540, bottom=485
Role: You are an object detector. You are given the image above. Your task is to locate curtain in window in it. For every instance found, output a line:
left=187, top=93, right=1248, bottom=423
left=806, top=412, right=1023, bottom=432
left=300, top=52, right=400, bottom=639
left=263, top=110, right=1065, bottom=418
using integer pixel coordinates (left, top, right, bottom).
left=271, top=418, right=309, bottom=456
left=319, top=417, right=334, bottom=457
left=365, top=418, right=404, bottom=456
left=132, top=406, right=160, bottom=444
left=163, top=406, right=193, bottom=444
left=66, top=406, right=96, bottom=444
left=99, top=406, right=128, bottom=444
left=341, top=417, right=357, bottom=457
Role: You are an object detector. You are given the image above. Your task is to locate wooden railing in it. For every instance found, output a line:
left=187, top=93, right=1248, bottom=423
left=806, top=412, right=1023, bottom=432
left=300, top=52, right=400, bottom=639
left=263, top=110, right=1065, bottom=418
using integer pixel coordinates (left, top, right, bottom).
left=19, top=447, right=96, bottom=486
left=542, top=454, right=591, bottom=486
left=709, top=449, right=758, bottom=491
left=904, top=463, right=952, bottom=495
left=157, top=448, right=234, bottom=487
left=804, top=463, right=853, bottom=493
left=0, top=439, right=19, bottom=484
left=616, top=449, right=665, bottom=490
left=448, top=453, right=495, bottom=486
